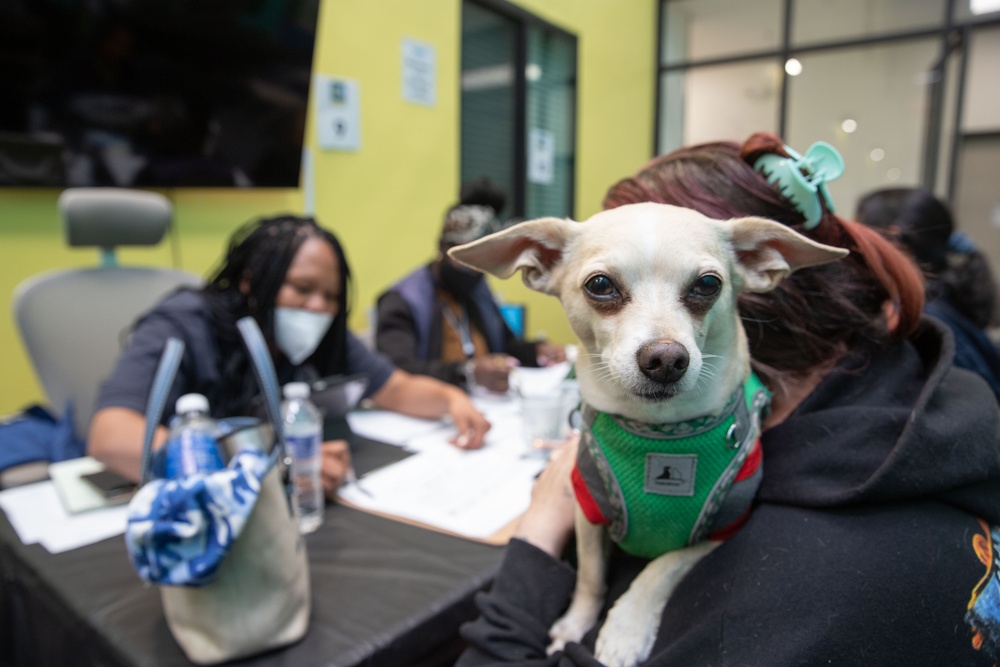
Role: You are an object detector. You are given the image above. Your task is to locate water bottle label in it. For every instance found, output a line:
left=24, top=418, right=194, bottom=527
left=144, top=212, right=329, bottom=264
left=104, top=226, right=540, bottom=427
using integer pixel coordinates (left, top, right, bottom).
left=164, top=430, right=225, bottom=478
left=286, top=433, right=320, bottom=460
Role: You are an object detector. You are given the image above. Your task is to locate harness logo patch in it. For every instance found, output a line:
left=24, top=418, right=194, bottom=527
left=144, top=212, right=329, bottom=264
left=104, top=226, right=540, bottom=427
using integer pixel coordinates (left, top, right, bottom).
left=645, top=454, right=697, bottom=496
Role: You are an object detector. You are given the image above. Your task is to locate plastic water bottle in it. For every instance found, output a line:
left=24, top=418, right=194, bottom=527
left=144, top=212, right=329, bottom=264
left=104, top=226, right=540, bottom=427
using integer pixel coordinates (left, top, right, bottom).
left=281, top=382, right=324, bottom=534
left=163, top=393, right=225, bottom=478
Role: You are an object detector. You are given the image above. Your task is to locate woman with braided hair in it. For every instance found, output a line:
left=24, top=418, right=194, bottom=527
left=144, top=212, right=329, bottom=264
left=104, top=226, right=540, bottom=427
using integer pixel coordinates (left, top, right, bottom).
left=89, top=214, right=490, bottom=498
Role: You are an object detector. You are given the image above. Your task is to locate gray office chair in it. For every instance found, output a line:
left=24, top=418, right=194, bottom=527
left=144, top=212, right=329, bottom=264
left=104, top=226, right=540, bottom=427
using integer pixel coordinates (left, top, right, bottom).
left=13, top=188, right=202, bottom=452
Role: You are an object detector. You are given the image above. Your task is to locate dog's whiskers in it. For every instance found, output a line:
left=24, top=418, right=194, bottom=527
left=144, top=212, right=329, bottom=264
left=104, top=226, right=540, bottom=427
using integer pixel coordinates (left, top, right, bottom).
left=693, top=359, right=720, bottom=391
left=580, top=357, right=631, bottom=387
left=589, top=363, right=621, bottom=384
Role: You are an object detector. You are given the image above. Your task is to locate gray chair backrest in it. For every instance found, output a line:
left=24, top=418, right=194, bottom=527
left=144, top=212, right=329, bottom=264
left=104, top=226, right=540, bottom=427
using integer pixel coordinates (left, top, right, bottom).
left=13, top=188, right=202, bottom=441
left=59, top=187, right=174, bottom=250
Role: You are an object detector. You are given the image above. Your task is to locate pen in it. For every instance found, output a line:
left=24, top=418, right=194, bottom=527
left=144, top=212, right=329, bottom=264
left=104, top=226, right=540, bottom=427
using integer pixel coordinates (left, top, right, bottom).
left=345, top=466, right=374, bottom=498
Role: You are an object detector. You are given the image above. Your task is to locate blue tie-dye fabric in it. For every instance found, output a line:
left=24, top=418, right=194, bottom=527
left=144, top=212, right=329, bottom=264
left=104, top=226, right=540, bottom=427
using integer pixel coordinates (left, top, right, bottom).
left=125, top=448, right=273, bottom=587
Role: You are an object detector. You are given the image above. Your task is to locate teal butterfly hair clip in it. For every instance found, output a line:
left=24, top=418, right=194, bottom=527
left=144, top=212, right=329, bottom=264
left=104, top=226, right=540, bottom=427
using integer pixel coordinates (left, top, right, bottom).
left=754, top=142, right=845, bottom=230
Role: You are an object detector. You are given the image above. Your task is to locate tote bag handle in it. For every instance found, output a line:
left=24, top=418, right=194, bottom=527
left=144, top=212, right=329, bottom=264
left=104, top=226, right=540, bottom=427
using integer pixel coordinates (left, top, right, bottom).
left=139, top=337, right=184, bottom=487
left=137, top=317, right=291, bottom=506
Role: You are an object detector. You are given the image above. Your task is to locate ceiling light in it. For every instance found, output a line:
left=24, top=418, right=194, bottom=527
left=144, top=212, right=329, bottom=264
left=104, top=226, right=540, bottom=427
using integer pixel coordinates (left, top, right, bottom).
left=784, top=58, right=803, bottom=76
left=971, top=0, right=1000, bottom=15
left=841, top=119, right=858, bottom=133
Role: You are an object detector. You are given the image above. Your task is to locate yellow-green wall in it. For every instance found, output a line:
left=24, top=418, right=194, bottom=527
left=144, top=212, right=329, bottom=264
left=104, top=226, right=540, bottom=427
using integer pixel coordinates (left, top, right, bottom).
left=0, top=0, right=656, bottom=416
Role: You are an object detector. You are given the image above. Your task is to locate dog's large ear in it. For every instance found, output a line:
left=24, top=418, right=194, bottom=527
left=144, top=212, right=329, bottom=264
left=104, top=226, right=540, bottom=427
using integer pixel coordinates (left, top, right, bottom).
left=447, top=217, right=575, bottom=294
left=728, top=216, right=849, bottom=293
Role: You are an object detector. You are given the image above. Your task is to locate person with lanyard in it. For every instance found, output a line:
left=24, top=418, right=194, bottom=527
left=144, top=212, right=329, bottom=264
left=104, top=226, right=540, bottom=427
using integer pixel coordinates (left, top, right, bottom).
left=88, top=214, right=490, bottom=498
left=375, top=183, right=565, bottom=393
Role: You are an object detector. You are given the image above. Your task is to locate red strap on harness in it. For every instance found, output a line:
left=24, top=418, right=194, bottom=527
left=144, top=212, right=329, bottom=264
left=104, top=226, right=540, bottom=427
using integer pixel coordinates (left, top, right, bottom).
left=572, top=465, right=610, bottom=526
left=734, top=437, right=763, bottom=482
left=708, top=437, right=763, bottom=540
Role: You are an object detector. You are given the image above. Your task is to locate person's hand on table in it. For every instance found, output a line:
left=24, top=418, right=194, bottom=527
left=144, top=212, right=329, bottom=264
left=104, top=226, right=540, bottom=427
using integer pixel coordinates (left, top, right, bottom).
left=514, top=432, right=579, bottom=558
left=535, top=341, right=567, bottom=366
left=471, top=354, right=519, bottom=393
left=446, top=390, right=491, bottom=450
left=321, top=439, right=351, bottom=500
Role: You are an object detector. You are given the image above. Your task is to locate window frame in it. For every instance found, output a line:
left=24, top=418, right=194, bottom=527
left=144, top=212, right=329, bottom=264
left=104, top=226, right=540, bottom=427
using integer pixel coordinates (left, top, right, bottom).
left=462, top=0, right=578, bottom=220
left=656, top=0, right=1000, bottom=198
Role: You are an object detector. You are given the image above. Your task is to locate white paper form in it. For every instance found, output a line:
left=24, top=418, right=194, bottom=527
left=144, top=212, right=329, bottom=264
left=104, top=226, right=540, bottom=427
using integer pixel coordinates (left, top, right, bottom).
left=339, top=388, right=574, bottom=540
left=340, top=393, right=552, bottom=539
left=0, top=480, right=128, bottom=554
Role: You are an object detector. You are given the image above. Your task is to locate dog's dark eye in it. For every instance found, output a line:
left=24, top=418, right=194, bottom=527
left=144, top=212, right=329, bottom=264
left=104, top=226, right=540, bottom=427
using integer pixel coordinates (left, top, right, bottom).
left=690, top=274, right=722, bottom=298
left=584, top=274, right=618, bottom=299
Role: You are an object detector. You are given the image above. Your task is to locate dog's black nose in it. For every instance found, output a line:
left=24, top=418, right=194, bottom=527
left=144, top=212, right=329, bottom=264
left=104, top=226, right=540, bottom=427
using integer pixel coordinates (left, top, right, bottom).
left=636, top=341, right=689, bottom=385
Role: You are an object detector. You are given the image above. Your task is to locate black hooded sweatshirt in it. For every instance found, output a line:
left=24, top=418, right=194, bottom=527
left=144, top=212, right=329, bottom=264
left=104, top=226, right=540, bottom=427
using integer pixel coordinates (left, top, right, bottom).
left=457, top=318, right=1000, bottom=666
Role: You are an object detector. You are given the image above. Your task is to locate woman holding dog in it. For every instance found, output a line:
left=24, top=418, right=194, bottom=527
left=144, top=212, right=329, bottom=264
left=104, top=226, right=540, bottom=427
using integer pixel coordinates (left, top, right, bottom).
left=457, top=133, right=1000, bottom=666
left=88, top=214, right=490, bottom=498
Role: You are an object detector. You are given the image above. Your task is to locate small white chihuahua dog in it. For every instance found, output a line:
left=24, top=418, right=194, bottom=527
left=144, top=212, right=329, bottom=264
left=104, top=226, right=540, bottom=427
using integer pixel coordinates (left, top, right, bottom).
left=450, top=202, right=847, bottom=666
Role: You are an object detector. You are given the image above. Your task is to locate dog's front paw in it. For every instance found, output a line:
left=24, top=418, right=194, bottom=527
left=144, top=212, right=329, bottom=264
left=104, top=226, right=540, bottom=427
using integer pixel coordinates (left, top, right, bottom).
left=594, top=601, right=658, bottom=667
left=547, top=615, right=585, bottom=655
left=547, top=607, right=597, bottom=656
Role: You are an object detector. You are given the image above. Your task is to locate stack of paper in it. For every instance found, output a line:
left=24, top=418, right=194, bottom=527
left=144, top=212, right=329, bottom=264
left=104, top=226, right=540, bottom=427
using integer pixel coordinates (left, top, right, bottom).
left=0, top=478, right=128, bottom=553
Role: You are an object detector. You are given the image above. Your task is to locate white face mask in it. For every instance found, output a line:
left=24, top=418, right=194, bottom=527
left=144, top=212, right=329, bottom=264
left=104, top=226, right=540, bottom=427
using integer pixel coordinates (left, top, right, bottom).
left=273, top=307, right=333, bottom=365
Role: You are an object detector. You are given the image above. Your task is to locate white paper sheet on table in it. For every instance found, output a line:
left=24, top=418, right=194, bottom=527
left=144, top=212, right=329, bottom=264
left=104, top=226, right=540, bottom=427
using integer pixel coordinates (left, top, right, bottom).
left=345, top=390, right=532, bottom=452
left=346, top=410, right=450, bottom=447
left=0, top=480, right=128, bottom=554
left=401, top=394, right=523, bottom=454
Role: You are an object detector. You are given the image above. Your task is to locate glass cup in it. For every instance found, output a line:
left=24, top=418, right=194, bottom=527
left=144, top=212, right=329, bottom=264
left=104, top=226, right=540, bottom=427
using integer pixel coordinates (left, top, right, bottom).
left=557, top=378, right=580, bottom=439
left=520, top=392, right=567, bottom=458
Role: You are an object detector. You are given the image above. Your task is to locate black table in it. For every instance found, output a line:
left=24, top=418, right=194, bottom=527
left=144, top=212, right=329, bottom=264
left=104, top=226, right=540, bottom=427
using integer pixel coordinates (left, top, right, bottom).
left=0, top=439, right=505, bottom=666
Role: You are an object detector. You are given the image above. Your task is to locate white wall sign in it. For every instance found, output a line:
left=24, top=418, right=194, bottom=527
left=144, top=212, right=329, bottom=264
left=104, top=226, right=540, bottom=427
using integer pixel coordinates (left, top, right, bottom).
left=402, top=38, right=436, bottom=106
left=528, top=128, right=555, bottom=184
left=315, top=76, right=360, bottom=151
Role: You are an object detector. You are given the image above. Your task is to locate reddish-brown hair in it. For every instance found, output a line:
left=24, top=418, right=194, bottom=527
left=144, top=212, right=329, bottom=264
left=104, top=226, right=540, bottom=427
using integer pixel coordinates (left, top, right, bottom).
left=603, top=132, right=924, bottom=386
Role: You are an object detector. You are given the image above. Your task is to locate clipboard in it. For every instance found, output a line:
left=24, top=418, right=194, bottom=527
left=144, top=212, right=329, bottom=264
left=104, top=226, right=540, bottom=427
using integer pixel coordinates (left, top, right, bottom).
left=336, top=436, right=517, bottom=546
left=336, top=437, right=543, bottom=546
left=336, top=495, right=519, bottom=546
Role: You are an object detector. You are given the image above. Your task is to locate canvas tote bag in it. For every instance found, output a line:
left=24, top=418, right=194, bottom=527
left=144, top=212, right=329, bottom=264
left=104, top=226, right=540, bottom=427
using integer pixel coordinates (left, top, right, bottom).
left=126, top=317, right=310, bottom=664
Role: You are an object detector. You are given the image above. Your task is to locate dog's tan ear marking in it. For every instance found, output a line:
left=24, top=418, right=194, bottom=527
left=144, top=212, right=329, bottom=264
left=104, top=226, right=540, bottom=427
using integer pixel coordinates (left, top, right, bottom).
left=447, top=217, right=574, bottom=294
left=728, top=216, right=849, bottom=293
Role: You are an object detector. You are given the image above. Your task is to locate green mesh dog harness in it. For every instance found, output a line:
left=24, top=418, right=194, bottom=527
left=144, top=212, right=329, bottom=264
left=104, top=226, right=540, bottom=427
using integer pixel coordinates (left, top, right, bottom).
left=571, top=374, right=770, bottom=559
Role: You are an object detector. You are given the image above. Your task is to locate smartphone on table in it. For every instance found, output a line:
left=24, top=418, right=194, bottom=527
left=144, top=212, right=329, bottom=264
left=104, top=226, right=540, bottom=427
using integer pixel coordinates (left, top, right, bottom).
left=81, top=469, right=138, bottom=504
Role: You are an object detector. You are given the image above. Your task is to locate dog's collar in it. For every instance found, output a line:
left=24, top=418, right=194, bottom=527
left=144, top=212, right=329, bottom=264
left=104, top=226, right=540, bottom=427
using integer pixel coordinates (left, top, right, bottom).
left=582, top=373, right=771, bottom=444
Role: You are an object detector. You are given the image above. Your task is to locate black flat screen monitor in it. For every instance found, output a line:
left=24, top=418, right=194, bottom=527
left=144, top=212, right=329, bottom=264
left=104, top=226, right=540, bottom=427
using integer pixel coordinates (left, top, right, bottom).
left=0, top=0, right=320, bottom=189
